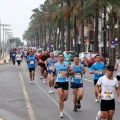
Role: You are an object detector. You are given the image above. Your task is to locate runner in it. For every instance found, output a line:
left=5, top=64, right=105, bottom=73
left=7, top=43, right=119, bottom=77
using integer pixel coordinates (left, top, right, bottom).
left=41, top=50, right=50, bottom=84
left=90, top=54, right=106, bottom=102
left=95, top=65, right=120, bottom=120
left=114, top=56, right=120, bottom=101
left=45, top=52, right=57, bottom=94
left=52, top=53, right=74, bottom=118
left=71, top=55, right=86, bottom=112
left=26, top=50, right=36, bottom=84
left=16, top=51, right=22, bottom=68
left=11, top=49, right=17, bottom=65
left=64, top=49, right=72, bottom=64
left=36, top=51, right=43, bottom=79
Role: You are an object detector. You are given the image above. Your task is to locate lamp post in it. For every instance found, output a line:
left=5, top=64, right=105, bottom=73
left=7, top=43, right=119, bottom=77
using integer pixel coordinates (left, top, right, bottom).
left=0, top=24, right=11, bottom=59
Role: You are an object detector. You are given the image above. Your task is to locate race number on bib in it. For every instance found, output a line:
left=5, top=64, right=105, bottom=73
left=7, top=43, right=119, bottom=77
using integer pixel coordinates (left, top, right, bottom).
left=30, top=61, right=34, bottom=64
left=103, top=92, right=114, bottom=100
left=50, top=66, right=53, bottom=70
left=75, top=73, right=81, bottom=79
left=97, top=70, right=102, bottom=74
left=58, top=71, right=65, bottom=78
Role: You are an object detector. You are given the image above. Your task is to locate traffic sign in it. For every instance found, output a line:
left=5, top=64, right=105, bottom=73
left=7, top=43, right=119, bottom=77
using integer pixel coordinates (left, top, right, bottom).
left=110, top=39, right=115, bottom=45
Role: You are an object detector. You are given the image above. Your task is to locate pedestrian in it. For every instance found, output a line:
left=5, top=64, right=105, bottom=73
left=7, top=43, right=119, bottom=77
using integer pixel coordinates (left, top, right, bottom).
left=26, top=50, right=36, bottom=84
left=90, top=54, right=106, bottom=102
left=95, top=65, right=120, bottom=120
left=52, top=53, right=74, bottom=118
left=16, top=51, right=22, bottom=68
left=71, top=55, right=86, bottom=112
left=45, top=52, right=57, bottom=94
left=114, top=56, right=120, bottom=101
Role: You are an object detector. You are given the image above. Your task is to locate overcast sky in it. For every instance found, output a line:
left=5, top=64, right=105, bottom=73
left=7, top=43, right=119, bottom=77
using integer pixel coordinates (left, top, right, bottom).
left=0, top=0, right=45, bottom=41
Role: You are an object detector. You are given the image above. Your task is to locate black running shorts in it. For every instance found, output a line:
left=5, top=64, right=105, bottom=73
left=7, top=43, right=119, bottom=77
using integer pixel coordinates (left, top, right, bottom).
left=116, top=75, right=120, bottom=81
left=71, top=82, right=83, bottom=88
left=100, top=99, right=115, bottom=111
left=29, top=67, right=35, bottom=72
left=55, top=82, right=69, bottom=90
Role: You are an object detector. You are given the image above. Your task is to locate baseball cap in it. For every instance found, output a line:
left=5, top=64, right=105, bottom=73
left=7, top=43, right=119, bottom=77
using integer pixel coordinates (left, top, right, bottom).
left=106, top=65, right=114, bottom=71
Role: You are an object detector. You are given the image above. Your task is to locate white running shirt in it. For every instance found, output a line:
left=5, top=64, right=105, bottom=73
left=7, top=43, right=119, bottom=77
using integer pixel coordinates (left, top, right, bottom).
left=16, top=54, right=21, bottom=60
left=97, top=75, right=118, bottom=100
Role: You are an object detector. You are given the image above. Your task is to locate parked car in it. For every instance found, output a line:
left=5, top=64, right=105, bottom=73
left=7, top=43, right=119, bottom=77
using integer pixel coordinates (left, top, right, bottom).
left=83, top=53, right=105, bottom=67
left=79, top=52, right=90, bottom=63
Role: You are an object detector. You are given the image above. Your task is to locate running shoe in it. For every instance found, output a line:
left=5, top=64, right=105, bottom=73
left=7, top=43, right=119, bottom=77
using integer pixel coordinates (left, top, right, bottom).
left=73, top=105, right=77, bottom=112
left=76, top=100, right=81, bottom=109
left=95, top=98, right=99, bottom=102
left=43, top=79, right=47, bottom=84
left=96, top=111, right=101, bottom=120
left=49, top=90, right=52, bottom=94
left=30, top=81, right=32, bottom=84
left=51, top=89, right=54, bottom=93
left=40, top=76, right=42, bottom=79
left=59, top=111, right=64, bottom=118
left=32, top=80, right=35, bottom=84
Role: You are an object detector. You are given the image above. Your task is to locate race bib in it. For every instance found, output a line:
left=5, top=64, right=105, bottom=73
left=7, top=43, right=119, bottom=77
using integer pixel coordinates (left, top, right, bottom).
left=50, top=66, right=53, bottom=70
left=58, top=71, right=65, bottom=78
left=39, top=59, right=41, bottom=62
left=97, top=69, right=102, bottom=74
left=30, top=60, right=34, bottom=64
left=75, top=73, right=81, bottom=79
left=103, top=92, right=114, bottom=100
left=13, top=54, right=15, bottom=56
left=66, top=58, right=70, bottom=60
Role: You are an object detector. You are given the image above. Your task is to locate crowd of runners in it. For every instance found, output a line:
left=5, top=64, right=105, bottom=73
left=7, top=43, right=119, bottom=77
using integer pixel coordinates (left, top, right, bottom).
left=9, top=48, right=120, bottom=120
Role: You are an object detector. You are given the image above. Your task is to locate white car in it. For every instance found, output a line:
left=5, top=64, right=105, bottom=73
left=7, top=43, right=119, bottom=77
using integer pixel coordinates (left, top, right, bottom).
left=79, top=52, right=89, bottom=63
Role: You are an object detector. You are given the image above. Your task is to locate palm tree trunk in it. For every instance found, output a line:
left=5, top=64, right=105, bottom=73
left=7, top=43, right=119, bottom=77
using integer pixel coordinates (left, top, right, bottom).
left=80, top=0, right=85, bottom=52
left=66, top=0, right=70, bottom=50
left=118, top=21, right=120, bottom=57
left=94, top=8, right=99, bottom=52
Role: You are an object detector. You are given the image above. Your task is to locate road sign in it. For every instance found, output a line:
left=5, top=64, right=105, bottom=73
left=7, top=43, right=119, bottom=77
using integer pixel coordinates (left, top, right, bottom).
left=110, top=39, right=115, bottom=45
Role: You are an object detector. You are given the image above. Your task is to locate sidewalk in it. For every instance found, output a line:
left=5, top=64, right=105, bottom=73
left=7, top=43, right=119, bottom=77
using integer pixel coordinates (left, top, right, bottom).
left=0, top=53, right=10, bottom=65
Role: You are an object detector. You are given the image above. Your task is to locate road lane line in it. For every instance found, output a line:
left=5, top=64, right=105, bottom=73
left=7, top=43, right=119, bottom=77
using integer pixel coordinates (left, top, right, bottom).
left=19, top=72, right=36, bottom=120
left=22, top=66, right=74, bottom=120
left=83, top=78, right=93, bottom=82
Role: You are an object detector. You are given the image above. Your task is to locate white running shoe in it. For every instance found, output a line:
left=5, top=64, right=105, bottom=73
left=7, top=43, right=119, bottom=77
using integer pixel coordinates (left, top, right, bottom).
left=51, top=89, right=54, bottom=93
left=95, top=98, right=99, bottom=102
left=32, top=80, right=35, bottom=84
left=30, top=81, right=32, bottom=84
left=59, top=111, right=64, bottom=118
left=49, top=90, right=52, bottom=94
left=40, top=76, right=42, bottom=79
left=96, top=111, right=101, bottom=120
left=43, top=79, right=47, bottom=84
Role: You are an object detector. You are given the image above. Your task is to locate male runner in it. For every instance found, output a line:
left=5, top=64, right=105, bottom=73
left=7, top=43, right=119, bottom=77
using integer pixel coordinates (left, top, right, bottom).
left=71, top=55, right=86, bottom=112
left=26, top=50, right=36, bottom=84
left=45, top=52, right=57, bottom=94
left=96, top=65, right=120, bottom=120
left=90, top=54, right=106, bottom=102
left=52, top=53, right=74, bottom=118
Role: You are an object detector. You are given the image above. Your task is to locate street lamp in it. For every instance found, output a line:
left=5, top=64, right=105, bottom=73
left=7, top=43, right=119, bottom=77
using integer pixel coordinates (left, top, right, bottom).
left=0, top=24, right=11, bottom=59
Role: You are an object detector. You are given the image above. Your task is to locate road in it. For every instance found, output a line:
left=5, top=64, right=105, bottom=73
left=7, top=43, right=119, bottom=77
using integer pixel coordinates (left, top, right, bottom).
left=0, top=60, right=119, bottom=120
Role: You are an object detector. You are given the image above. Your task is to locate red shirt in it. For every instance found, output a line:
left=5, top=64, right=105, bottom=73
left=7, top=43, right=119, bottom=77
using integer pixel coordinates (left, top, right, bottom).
left=37, top=55, right=42, bottom=64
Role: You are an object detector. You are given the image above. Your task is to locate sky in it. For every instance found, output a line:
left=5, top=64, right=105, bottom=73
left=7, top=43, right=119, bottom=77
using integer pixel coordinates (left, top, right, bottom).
left=0, top=0, right=45, bottom=43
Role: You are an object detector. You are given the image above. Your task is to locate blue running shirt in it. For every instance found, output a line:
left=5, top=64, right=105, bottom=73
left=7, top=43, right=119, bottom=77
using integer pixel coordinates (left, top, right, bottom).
left=26, top=55, right=36, bottom=68
left=55, top=61, right=68, bottom=82
left=90, top=62, right=105, bottom=80
left=71, top=63, right=83, bottom=84
left=48, top=58, right=57, bottom=72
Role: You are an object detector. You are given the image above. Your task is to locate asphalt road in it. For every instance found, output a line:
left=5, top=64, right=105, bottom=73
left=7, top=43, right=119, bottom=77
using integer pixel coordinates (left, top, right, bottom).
left=0, top=61, right=119, bottom=120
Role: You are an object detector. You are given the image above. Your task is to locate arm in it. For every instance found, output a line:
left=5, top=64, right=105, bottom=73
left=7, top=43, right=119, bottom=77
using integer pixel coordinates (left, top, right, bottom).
left=114, top=61, right=118, bottom=71
left=115, top=87, right=120, bottom=100
left=90, top=65, right=95, bottom=74
left=67, top=63, right=74, bottom=75
left=45, top=59, right=48, bottom=70
left=95, top=84, right=102, bottom=98
left=82, top=65, right=86, bottom=74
